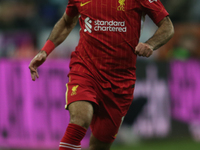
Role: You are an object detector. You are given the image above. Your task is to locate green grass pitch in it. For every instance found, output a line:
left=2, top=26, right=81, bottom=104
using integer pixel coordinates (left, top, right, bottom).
left=111, top=137, right=200, bottom=150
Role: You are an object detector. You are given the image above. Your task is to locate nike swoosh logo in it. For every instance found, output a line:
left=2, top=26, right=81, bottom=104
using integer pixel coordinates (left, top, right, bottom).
left=80, top=1, right=91, bottom=7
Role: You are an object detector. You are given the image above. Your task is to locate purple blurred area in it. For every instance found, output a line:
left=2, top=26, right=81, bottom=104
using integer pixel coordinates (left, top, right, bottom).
left=0, top=59, right=90, bottom=149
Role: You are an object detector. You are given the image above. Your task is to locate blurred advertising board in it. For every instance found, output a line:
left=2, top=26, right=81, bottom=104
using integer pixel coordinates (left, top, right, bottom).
left=0, top=59, right=90, bottom=149
left=127, top=60, right=170, bottom=138
left=1, top=59, right=200, bottom=148
left=169, top=60, right=200, bottom=141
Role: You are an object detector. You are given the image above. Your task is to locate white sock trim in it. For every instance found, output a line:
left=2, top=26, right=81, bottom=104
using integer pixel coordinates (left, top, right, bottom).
left=59, top=144, right=81, bottom=150
left=59, top=142, right=81, bottom=149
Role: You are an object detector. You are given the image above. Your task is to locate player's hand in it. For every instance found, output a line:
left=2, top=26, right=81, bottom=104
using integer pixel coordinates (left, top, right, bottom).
left=135, top=43, right=153, bottom=57
left=29, top=50, right=47, bottom=81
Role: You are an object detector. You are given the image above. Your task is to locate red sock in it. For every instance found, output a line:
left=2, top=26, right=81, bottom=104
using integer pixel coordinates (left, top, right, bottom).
left=59, top=123, right=87, bottom=150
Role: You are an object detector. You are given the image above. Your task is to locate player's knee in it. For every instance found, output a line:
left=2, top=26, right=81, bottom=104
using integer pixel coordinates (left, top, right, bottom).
left=68, top=101, right=94, bottom=129
left=70, top=112, right=91, bottom=129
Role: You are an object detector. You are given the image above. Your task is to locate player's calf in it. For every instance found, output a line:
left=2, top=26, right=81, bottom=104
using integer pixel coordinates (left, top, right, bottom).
left=59, top=101, right=94, bottom=150
left=59, top=123, right=86, bottom=150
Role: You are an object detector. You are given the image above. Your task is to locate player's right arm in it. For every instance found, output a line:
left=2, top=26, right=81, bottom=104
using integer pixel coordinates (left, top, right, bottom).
left=29, top=13, right=79, bottom=81
left=46, top=12, right=79, bottom=49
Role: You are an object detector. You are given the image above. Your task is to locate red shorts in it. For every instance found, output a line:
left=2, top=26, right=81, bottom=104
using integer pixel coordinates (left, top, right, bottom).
left=65, top=73, right=134, bottom=143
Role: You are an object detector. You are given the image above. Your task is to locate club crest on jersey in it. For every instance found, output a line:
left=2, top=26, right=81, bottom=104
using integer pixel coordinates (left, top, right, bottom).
left=71, top=85, right=79, bottom=96
left=117, top=0, right=125, bottom=11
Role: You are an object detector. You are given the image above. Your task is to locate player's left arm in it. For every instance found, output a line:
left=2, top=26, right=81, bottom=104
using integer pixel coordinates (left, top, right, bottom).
left=135, top=16, right=174, bottom=57
left=146, top=16, right=174, bottom=51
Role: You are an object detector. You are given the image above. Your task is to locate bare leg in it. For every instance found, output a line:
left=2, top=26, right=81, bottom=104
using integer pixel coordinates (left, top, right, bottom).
left=59, top=101, right=94, bottom=150
left=68, top=101, right=94, bottom=129
left=89, top=133, right=112, bottom=150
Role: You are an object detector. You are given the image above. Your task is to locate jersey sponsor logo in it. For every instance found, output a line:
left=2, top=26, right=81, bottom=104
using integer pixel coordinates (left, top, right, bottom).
left=117, top=0, right=125, bottom=11
left=80, top=1, right=91, bottom=7
left=84, top=17, right=127, bottom=33
left=84, top=17, right=92, bottom=33
left=149, top=0, right=157, bottom=3
left=71, top=85, right=79, bottom=96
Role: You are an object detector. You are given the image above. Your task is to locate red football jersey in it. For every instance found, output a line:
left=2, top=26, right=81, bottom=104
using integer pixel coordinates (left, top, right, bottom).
left=66, top=0, right=169, bottom=94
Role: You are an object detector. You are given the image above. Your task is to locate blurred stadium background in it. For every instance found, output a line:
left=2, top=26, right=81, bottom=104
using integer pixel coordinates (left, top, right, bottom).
left=1, top=0, right=200, bottom=150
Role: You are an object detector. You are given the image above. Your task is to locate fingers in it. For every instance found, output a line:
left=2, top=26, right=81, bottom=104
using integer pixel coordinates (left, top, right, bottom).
left=135, top=43, right=153, bottom=57
left=28, top=51, right=47, bottom=81
left=146, top=50, right=153, bottom=57
left=29, top=66, right=39, bottom=81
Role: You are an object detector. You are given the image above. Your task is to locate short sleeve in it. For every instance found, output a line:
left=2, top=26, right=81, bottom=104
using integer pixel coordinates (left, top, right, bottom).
left=137, top=0, right=169, bottom=25
left=65, top=0, right=79, bottom=17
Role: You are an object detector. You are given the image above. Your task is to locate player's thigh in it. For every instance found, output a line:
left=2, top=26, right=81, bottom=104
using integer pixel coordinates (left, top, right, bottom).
left=89, top=133, right=112, bottom=150
left=68, top=101, right=94, bottom=129
left=66, top=73, right=99, bottom=129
